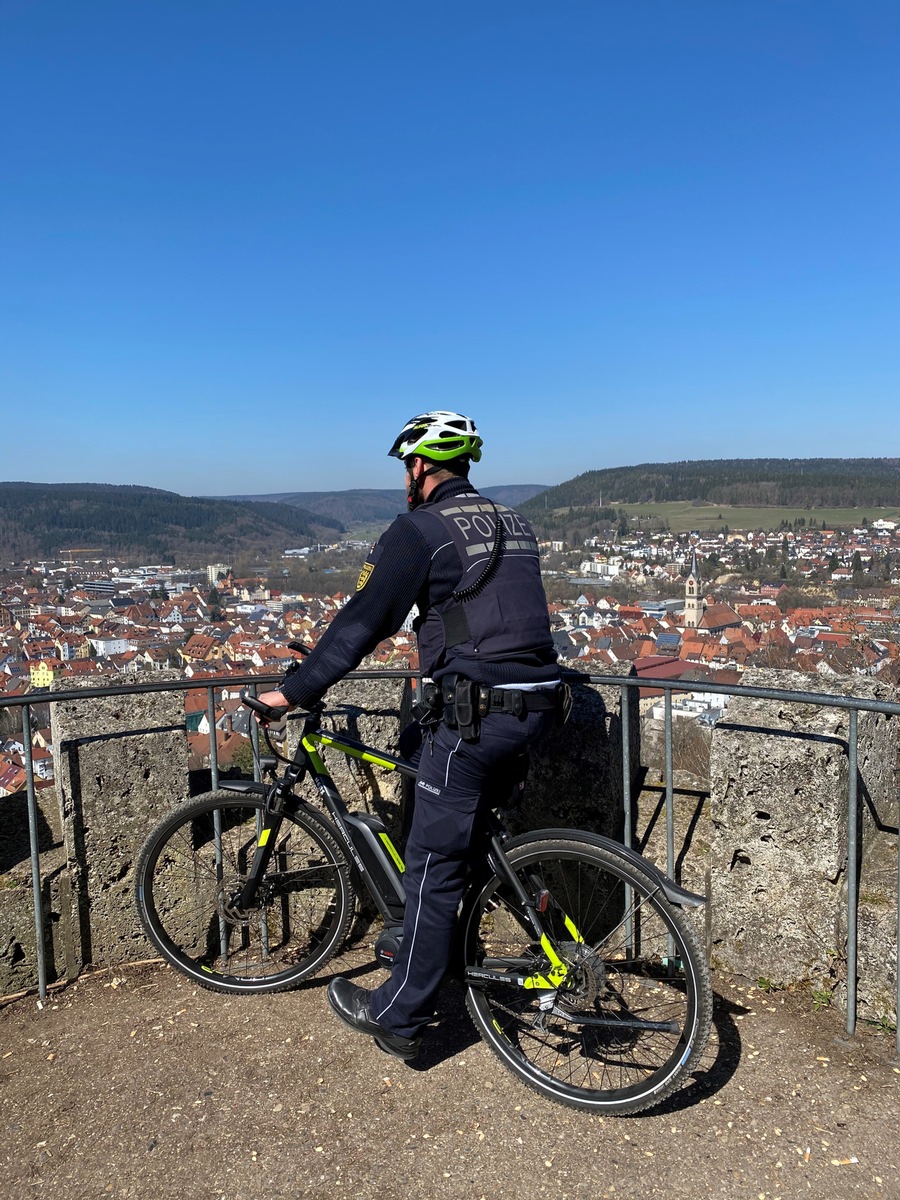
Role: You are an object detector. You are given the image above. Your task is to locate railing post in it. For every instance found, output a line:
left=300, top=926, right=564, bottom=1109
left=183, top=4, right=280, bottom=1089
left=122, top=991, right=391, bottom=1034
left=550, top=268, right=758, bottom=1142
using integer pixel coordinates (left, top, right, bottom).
left=664, top=688, right=674, bottom=881
left=248, top=681, right=261, bottom=782
left=206, top=685, right=219, bottom=790
left=21, top=703, right=48, bottom=1001
left=620, top=682, right=635, bottom=955
left=845, top=707, right=858, bottom=1037
left=620, top=682, right=632, bottom=850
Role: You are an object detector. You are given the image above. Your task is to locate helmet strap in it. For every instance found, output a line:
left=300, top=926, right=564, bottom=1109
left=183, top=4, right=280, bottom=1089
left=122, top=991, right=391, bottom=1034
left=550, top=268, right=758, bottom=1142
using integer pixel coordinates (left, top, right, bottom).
left=405, top=459, right=444, bottom=510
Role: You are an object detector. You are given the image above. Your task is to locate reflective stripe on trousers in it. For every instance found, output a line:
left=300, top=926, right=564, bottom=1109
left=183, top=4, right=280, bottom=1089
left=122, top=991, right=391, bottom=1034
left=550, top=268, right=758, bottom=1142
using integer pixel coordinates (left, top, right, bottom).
left=369, top=709, right=554, bottom=1039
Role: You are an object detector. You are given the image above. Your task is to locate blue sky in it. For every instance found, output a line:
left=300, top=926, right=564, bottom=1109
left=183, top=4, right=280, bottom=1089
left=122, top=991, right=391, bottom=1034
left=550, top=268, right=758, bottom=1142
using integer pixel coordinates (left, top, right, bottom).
left=2, top=1, right=898, bottom=494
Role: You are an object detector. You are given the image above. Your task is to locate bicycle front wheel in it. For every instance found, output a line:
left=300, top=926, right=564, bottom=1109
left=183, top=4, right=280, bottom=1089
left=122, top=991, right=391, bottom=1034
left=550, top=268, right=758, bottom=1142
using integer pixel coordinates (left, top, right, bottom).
left=136, top=793, right=354, bottom=994
left=462, top=836, right=712, bottom=1114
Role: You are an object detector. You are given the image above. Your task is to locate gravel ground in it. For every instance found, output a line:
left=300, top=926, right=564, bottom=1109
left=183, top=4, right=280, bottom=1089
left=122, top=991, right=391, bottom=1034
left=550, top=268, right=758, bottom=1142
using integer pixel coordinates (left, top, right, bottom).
left=1, top=951, right=898, bottom=1200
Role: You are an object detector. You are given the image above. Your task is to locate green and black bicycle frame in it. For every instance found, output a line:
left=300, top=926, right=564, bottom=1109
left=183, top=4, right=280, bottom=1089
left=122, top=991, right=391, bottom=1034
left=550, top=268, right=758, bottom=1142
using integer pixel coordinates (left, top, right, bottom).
left=222, top=704, right=413, bottom=927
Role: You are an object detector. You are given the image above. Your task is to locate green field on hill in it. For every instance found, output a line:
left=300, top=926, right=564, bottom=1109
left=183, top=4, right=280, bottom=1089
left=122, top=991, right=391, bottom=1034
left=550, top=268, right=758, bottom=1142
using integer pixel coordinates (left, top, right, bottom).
left=615, top=502, right=900, bottom=534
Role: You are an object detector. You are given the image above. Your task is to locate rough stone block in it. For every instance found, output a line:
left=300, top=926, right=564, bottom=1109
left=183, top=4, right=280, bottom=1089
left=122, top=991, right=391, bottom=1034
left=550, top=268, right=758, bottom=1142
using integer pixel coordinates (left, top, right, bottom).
left=0, top=847, right=73, bottom=997
left=51, top=675, right=189, bottom=970
left=284, top=675, right=411, bottom=841
left=708, top=668, right=898, bottom=1019
left=522, top=662, right=640, bottom=840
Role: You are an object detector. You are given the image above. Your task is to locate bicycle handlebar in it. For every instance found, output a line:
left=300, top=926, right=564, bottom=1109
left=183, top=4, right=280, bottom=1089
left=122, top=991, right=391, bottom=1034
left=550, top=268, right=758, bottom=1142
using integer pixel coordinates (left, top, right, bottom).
left=240, top=640, right=314, bottom=723
left=241, top=691, right=290, bottom=722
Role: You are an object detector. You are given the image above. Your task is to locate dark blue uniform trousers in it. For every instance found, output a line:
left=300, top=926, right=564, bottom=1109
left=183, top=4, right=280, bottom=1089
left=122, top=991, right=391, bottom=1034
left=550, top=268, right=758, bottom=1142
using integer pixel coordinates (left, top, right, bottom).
left=369, top=708, right=554, bottom=1040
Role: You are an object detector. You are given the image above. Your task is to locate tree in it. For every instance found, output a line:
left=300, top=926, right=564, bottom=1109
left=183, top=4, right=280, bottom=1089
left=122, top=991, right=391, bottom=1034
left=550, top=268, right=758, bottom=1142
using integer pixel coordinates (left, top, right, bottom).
left=230, top=739, right=256, bottom=777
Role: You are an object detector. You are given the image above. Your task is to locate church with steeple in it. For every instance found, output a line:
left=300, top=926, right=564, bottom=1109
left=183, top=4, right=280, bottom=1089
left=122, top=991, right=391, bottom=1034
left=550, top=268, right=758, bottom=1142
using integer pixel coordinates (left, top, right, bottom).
left=683, top=547, right=705, bottom=629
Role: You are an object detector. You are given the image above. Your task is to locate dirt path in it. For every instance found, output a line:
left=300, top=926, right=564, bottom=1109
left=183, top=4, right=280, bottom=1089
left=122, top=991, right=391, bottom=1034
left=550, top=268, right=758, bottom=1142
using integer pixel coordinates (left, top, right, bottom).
left=1, top=952, right=898, bottom=1200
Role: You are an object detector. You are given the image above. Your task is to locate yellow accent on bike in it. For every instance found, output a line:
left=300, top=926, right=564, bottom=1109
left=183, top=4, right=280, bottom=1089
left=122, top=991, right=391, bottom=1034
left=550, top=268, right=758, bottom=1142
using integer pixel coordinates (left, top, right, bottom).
left=314, top=734, right=397, bottom=772
left=522, top=934, right=570, bottom=990
left=302, top=739, right=327, bottom=773
left=564, top=915, right=584, bottom=943
left=379, top=832, right=405, bottom=872
left=258, top=828, right=271, bottom=847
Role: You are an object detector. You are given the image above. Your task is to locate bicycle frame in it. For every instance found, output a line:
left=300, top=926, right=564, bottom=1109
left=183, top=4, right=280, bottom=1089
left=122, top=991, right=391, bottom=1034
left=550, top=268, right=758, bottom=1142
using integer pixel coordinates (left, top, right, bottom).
left=219, top=705, right=596, bottom=991
left=221, top=709, right=413, bottom=925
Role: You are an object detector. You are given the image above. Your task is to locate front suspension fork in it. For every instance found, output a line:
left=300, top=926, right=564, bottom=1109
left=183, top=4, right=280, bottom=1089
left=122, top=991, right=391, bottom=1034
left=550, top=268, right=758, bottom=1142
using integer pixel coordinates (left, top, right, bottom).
left=234, top=791, right=287, bottom=910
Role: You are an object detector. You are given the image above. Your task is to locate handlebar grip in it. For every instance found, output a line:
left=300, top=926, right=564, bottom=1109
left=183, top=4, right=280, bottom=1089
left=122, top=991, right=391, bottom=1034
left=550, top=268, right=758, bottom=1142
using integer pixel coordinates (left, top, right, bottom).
left=241, top=690, right=291, bottom=722
left=288, top=640, right=311, bottom=656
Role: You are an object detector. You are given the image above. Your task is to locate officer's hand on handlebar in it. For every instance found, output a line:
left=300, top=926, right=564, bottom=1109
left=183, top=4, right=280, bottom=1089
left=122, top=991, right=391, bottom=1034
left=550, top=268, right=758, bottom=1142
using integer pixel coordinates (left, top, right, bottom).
left=241, top=644, right=309, bottom=723
left=241, top=688, right=294, bottom=724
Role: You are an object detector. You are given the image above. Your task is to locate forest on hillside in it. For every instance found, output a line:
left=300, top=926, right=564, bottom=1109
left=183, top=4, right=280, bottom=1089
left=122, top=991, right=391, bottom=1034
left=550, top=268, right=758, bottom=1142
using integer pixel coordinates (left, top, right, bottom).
left=223, top=483, right=549, bottom=525
left=522, top=458, right=900, bottom=512
left=520, top=458, right=900, bottom=542
left=0, top=482, right=343, bottom=563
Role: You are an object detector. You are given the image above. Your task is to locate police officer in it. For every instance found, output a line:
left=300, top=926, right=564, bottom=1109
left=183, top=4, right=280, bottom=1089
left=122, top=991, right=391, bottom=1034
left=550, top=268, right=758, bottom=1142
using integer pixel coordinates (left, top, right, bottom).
left=257, top=412, right=560, bottom=1059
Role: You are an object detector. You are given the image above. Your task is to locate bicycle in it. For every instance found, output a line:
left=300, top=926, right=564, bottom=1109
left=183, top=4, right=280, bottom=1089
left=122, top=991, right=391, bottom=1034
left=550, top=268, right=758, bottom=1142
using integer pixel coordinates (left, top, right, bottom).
left=135, top=672, right=712, bottom=1114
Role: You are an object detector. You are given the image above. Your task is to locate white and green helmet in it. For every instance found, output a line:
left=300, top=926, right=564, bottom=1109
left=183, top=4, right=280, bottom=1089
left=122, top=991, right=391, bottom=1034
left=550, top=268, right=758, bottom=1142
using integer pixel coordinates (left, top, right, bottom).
left=387, top=411, right=483, bottom=463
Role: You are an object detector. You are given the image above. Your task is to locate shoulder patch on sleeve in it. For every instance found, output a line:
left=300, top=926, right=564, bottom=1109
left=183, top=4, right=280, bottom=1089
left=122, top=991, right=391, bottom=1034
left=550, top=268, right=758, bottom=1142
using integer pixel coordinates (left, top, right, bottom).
left=356, top=540, right=383, bottom=591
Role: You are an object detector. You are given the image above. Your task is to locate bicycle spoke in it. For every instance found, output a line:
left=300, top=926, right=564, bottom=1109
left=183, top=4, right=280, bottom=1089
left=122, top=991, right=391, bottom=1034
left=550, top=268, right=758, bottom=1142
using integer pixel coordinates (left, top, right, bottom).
left=464, top=837, right=711, bottom=1113
left=137, top=796, right=354, bottom=993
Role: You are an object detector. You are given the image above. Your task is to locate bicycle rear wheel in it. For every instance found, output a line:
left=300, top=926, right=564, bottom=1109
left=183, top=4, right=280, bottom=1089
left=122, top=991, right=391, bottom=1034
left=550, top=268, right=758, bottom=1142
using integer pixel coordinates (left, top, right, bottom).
left=462, top=836, right=711, bottom=1114
left=136, top=793, right=354, bottom=994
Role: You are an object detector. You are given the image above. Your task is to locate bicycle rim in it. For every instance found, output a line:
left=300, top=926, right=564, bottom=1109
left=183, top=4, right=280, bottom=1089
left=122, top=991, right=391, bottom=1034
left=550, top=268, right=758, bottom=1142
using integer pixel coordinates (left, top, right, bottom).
left=136, top=794, right=353, bottom=993
left=463, top=838, right=711, bottom=1114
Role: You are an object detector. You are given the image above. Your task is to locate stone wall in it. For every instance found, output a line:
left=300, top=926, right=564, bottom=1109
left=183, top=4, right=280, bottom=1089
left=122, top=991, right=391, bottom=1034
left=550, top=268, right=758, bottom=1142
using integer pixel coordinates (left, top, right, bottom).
left=520, top=661, right=640, bottom=840
left=284, top=676, right=411, bottom=843
left=49, top=675, right=189, bottom=976
left=0, top=783, right=71, bottom=995
left=1, top=666, right=897, bottom=1032
left=1, top=670, right=636, bottom=994
left=707, top=668, right=898, bottom=1024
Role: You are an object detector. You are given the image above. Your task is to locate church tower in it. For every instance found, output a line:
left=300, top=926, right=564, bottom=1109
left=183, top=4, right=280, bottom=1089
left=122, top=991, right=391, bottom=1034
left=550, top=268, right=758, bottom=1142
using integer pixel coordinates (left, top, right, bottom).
left=683, top=548, right=704, bottom=629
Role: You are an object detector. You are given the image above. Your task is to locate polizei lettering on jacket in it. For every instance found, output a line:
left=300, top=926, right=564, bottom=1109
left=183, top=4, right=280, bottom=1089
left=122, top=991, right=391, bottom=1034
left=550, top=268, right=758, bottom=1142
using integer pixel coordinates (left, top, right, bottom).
left=413, top=493, right=554, bottom=676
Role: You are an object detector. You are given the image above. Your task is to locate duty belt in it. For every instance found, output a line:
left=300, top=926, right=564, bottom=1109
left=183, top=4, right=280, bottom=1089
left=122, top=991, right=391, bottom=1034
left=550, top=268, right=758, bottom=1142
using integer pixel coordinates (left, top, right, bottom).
left=414, top=674, right=570, bottom=743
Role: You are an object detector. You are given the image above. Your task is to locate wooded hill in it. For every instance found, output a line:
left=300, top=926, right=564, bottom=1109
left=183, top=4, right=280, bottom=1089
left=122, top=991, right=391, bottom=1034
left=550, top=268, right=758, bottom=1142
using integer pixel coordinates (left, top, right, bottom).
left=523, top=458, right=900, bottom=511
left=222, top=484, right=549, bottom=525
left=0, top=483, right=342, bottom=563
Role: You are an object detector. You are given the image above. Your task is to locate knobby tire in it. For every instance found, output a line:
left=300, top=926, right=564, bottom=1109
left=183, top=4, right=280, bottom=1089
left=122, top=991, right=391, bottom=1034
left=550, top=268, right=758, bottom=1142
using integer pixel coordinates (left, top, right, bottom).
left=136, top=792, right=354, bottom=994
left=462, top=836, right=712, bottom=1114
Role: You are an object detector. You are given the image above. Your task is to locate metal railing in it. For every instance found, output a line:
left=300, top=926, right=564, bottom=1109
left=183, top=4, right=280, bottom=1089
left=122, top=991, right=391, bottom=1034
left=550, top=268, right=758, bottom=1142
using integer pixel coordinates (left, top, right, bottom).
left=1, top=668, right=898, bottom=1053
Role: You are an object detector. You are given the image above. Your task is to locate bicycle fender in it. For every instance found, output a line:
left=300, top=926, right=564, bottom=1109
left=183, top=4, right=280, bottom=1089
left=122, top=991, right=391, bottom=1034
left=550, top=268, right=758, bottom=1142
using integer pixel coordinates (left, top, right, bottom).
left=220, top=780, right=268, bottom=795
left=504, top=827, right=706, bottom=909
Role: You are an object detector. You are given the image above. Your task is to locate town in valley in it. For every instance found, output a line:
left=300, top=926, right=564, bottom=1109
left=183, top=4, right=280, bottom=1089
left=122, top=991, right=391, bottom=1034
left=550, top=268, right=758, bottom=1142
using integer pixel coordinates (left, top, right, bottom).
left=2, top=513, right=899, bottom=798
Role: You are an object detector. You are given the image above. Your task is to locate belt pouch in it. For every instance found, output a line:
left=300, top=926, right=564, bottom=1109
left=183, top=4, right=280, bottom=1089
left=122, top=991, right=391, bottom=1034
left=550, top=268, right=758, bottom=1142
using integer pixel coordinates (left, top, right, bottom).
left=441, top=675, right=458, bottom=728
left=412, top=681, right=443, bottom=723
left=454, top=677, right=479, bottom=742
